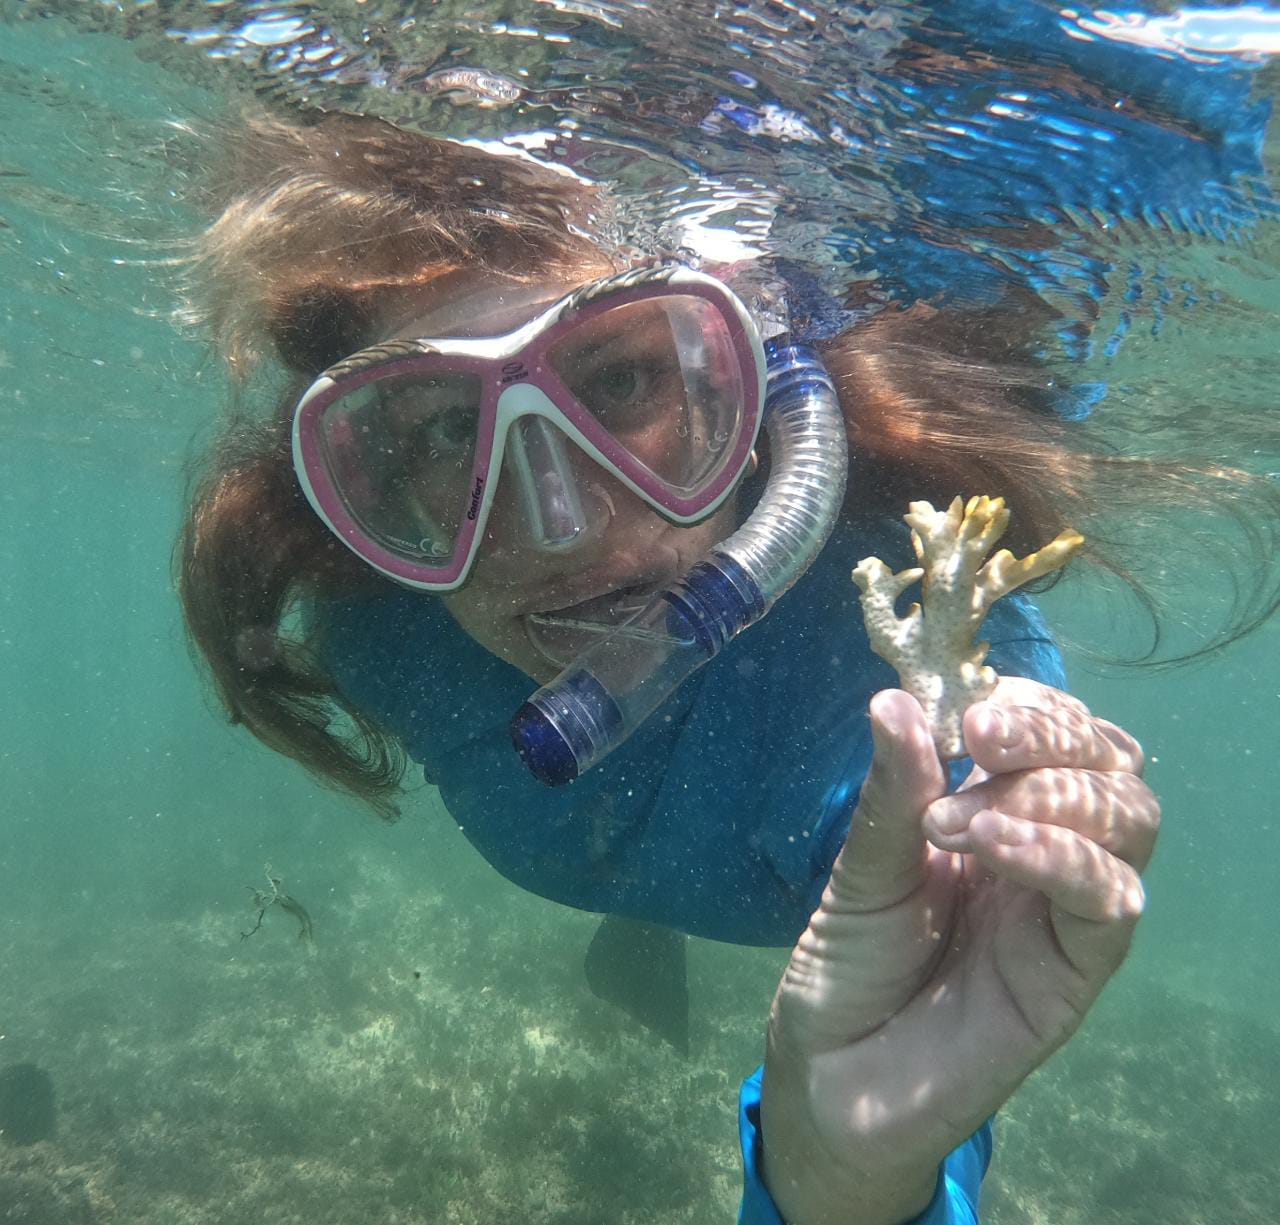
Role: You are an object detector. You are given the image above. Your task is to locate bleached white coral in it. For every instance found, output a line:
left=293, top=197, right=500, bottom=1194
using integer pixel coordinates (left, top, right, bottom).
left=852, top=496, right=1084, bottom=758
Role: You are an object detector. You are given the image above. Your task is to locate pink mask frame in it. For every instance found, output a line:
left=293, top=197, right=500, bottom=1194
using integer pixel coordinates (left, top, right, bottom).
left=292, top=263, right=767, bottom=591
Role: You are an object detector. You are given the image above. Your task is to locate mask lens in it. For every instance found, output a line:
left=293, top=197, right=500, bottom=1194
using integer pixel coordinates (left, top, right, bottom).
left=546, top=295, right=745, bottom=494
left=316, top=368, right=483, bottom=564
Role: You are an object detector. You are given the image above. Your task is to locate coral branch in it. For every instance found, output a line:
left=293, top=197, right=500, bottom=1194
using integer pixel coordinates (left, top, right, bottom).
left=853, top=496, right=1084, bottom=758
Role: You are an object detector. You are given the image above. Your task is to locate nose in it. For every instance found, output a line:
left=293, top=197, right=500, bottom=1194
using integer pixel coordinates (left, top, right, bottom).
left=504, top=416, right=587, bottom=550
left=499, top=416, right=616, bottom=554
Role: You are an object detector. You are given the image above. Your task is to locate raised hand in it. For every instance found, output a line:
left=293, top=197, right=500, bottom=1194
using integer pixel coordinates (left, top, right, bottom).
left=760, top=679, right=1158, bottom=1225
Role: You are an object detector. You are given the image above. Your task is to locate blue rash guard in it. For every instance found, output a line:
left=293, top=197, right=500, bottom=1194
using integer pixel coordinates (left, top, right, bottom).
left=319, top=514, right=1065, bottom=947
left=319, top=514, right=1063, bottom=1223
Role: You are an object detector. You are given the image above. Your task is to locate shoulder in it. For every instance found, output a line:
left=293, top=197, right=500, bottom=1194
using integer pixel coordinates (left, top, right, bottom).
left=982, top=592, right=1068, bottom=691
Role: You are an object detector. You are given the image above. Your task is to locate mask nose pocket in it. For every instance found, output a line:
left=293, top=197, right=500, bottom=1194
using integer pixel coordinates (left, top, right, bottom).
left=504, top=415, right=591, bottom=551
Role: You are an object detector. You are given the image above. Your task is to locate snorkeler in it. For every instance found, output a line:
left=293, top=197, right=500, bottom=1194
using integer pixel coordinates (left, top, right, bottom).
left=175, top=103, right=1267, bottom=1223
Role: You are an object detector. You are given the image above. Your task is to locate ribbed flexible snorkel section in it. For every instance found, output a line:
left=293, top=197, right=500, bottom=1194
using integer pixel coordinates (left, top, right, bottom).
left=511, top=340, right=848, bottom=785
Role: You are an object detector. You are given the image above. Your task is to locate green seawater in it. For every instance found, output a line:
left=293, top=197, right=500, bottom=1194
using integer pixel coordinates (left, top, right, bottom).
left=0, top=11, right=1276, bottom=1224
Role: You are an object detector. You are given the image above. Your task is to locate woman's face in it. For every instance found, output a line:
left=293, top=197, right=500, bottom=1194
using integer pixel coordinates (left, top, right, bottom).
left=368, top=270, right=741, bottom=684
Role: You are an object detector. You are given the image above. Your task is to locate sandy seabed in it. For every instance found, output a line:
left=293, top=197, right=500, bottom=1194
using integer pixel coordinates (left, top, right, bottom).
left=0, top=849, right=1274, bottom=1225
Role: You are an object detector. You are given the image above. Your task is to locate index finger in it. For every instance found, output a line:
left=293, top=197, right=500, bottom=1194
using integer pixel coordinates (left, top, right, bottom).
left=964, top=700, right=1146, bottom=777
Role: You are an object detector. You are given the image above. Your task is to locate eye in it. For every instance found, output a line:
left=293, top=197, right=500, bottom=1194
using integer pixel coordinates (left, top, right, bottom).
left=411, top=404, right=477, bottom=458
left=381, top=374, right=479, bottom=460
left=592, top=361, right=643, bottom=403
left=579, top=358, right=664, bottom=428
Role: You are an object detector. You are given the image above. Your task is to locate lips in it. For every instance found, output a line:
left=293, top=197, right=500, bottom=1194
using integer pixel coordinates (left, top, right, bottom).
left=513, top=556, right=675, bottom=618
left=523, top=581, right=661, bottom=669
left=534, top=581, right=658, bottom=623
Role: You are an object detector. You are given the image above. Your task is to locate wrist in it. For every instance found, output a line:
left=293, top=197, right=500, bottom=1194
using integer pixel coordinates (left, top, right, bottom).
left=758, top=1055, right=939, bottom=1225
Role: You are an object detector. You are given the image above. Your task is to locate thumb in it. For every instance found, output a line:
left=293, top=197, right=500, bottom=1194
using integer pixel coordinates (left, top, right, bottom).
left=825, top=689, right=948, bottom=910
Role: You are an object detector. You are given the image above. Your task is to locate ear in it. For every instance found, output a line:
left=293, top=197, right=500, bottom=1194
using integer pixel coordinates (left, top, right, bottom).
left=270, top=284, right=373, bottom=375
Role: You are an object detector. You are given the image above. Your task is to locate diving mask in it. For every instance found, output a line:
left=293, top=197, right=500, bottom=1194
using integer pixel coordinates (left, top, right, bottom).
left=292, top=263, right=767, bottom=592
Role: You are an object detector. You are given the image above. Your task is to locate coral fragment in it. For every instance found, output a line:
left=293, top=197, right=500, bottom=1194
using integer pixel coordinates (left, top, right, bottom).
left=853, top=496, right=1083, bottom=758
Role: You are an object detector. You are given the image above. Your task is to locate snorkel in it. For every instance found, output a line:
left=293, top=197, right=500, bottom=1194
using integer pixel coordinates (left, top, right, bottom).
left=512, top=336, right=848, bottom=784
left=292, top=250, right=848, bottom=786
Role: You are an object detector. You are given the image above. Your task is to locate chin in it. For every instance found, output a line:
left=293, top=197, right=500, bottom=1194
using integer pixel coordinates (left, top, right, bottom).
left=488, top=618, right=560, bottom=684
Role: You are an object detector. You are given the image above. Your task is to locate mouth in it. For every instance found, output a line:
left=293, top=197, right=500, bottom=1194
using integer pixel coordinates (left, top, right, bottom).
left=532, top=580, right=660, bottom=624
left=523, top=580, right=664, bottom=670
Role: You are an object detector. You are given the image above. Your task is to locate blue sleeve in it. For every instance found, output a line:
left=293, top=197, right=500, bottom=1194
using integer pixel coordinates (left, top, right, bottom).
left=737, top=1068, right=992, bottom=1225
left=982, top=591, right=1067, bottom=692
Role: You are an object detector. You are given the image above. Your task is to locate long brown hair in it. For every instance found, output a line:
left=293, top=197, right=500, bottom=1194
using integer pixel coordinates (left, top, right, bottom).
left=176, top=110, right=1279, bottom=816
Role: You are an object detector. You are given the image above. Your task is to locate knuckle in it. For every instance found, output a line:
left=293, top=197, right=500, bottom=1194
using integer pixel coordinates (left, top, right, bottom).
left=1117, top=870, right=1147, bottom=920
left=1094, top=717, right=1144, bottom=766
left=1023, top=702, right=1098, bottom=758
left=998, top=675, right=1090, bottom=717
left=1147, top=795, right=1163, bottom=832
left=1116, top=775, right=1160, bottom=822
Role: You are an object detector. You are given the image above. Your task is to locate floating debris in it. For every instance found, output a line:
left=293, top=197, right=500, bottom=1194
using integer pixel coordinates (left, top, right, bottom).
left=241, top=866, right=314, bottom=943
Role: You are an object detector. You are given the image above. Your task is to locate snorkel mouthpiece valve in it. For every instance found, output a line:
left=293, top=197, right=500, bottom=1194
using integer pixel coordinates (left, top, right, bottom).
left=511, top=670, right=623, bottom=784
left=512, top=341, right=847, bottom=786
left=664, top=553, right=767, bottom=654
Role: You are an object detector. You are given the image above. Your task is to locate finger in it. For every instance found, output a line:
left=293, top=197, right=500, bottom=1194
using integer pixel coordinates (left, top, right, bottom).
left=924, top=768, right=1160, bottom=869
left=962, top=809, right=1144, bottom=970
left=990, top=674, right=1092, bottom=717
left=953, top=679, right=1094, bottom=789
left=967, top=810, right=1147, bottom=920
left=964, top=701, right=1145, bottom=777
left=824, top=689, right=948, bottom=912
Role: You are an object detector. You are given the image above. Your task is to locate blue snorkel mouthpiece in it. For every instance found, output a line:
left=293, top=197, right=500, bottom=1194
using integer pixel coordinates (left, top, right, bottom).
left=512, top=341, right=848, bottom=785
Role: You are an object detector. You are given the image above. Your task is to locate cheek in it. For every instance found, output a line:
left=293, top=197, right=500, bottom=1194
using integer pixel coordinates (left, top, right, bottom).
left=438, top=586, right=555, bottom=682
left=440, top=586, right=518, bottom=644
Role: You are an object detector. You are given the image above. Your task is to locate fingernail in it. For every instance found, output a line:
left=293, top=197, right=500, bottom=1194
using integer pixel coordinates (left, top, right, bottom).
left=927, top=801, right=966, bottom=835
left=870, top=697, right=902, bottom=744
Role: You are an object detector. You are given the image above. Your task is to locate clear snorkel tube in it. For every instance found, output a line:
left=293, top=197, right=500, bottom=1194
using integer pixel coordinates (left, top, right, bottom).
left=511, top=338, right=848, bottom=785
